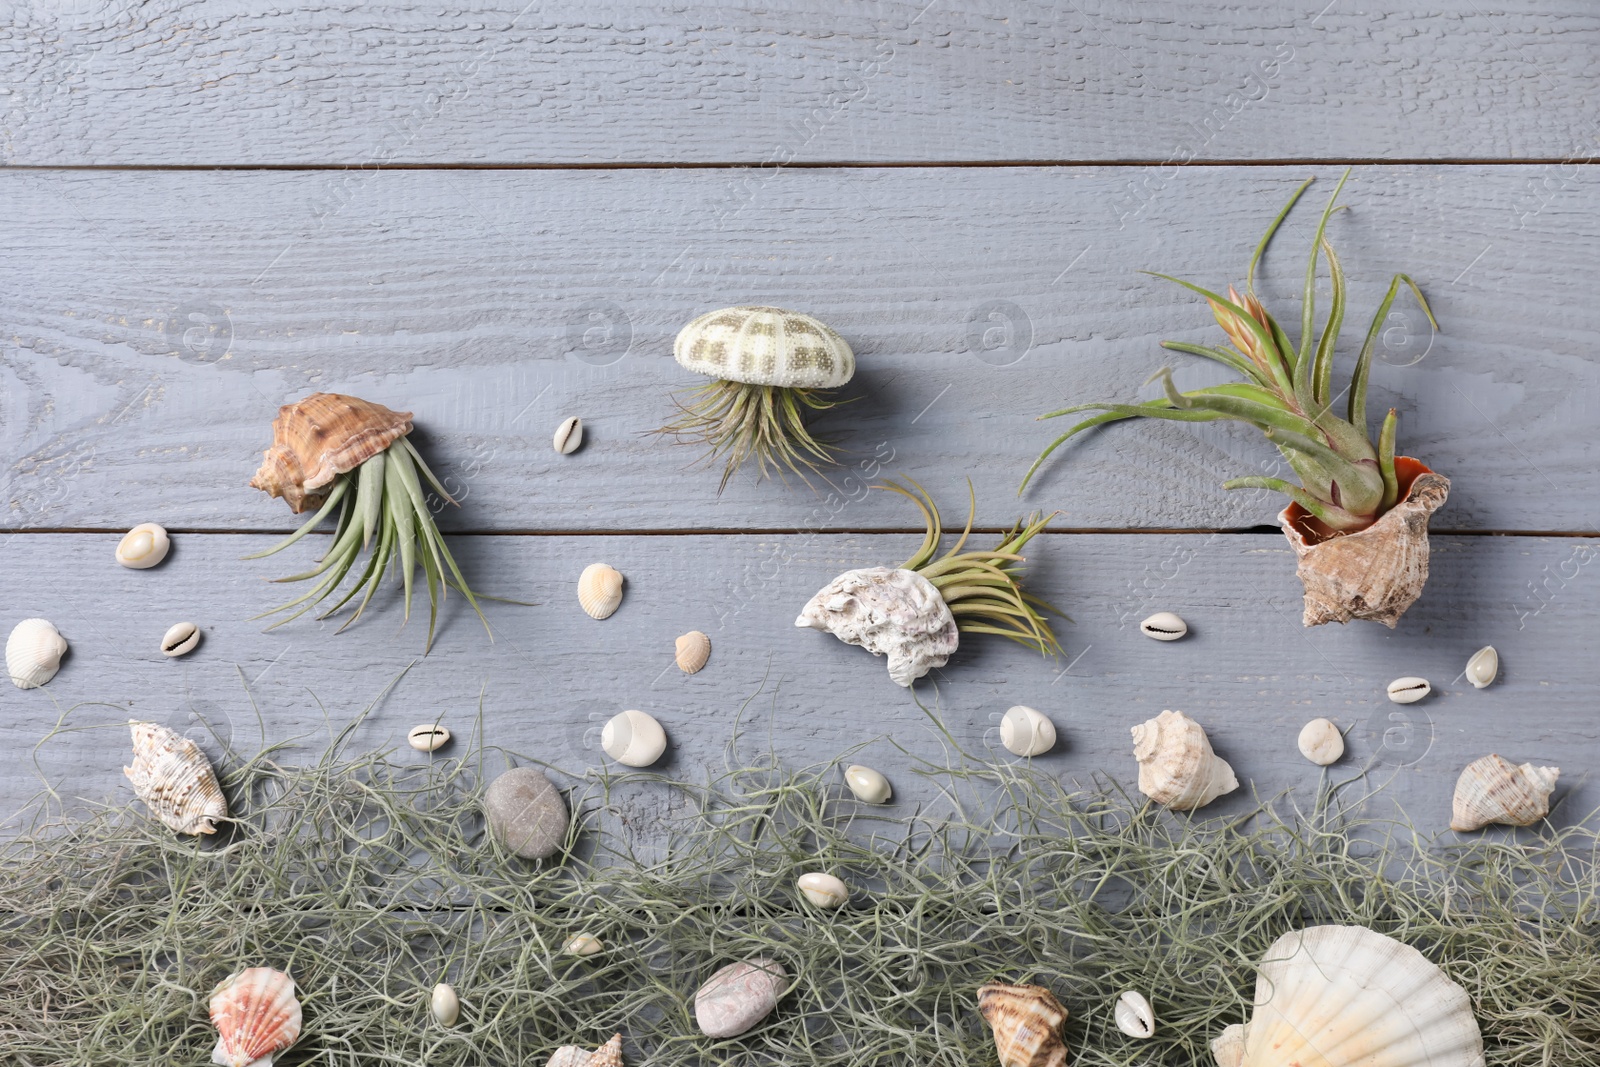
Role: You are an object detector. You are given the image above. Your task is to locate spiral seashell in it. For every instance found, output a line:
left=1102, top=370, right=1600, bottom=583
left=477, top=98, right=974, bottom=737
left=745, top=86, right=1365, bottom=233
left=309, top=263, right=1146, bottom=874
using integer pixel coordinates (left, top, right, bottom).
left=430, top=982, right=459, bottom=1027
left=578, top=563, right=624, bottom=620
left=587, top=1034, right=623, bottom=1067
left=1114, top=990, right=1155, bottom=1039
left=116, top=522, right=171, bottom=569
left=796, top=871, right=849, bottom=908
left=1466, top=645, right=1498, bottom=689
left=976, top=983, right=1070, bottom=1067
left=674, top=630, right=711, bottom=674
left=250, top=393, right=414, bottom=514
left=1139, top=611, right=1187, bottom=641
left=161, top=621, right=201, bottom=657
left=1450, top=754, right=1559, bottom=832
left=7, top=618, right=68, bottom=689
left=1296, top=718, right=1343, bottom=766
left=1131, top=710, right=1238, bottom=811
left=1000, top=705, right=1056, bottom=757
left=675, top=306, right=855, bottom=389
left=124, top=721, right=228, bottom=835
left=844, top=764, right=892, bottom=804
left=209, top=967, right=302, bottom=1067
left=601, top=710, right=666, bottom=767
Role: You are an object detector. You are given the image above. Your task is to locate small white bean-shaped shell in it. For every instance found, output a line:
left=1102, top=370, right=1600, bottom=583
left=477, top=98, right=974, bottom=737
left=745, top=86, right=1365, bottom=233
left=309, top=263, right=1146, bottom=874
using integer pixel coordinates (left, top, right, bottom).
left=1466, top=646, right=1498, bottom=689
left=675, top=630, right=711, bottom=674
left=116, top=523, right=170, bottom=569
left=1139, top=612, right=1187, bottom=641
left=564, top=933, right=604, bottom=956
left=844, top=764, right=892, bottom=804
left=430, top=983, right=459, bottom=1027
left=554, top=416, right=583, bottom=455
left=578, top=563, right=624, bottom=620
left=1297, top=718, right=1344, bottom=766
left=160, top=622, right=201, bottom=657
left=796, top=872, right=849, bottom=908
left=1000, top=705, right=1056, bottom=757
left=1386, top=677, right=1431, bottom=704
left=602, top=709, right=666, bottom=767
left=1114, top=990, right=1155, bottom=1039
left=407, top=723, right=451, bottom=752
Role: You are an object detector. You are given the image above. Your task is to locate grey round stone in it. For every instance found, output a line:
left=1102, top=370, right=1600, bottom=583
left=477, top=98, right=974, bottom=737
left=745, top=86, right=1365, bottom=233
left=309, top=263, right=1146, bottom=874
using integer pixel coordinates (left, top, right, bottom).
left=483, top=767, right=568, bottom=859
left=694, top=957, right=786, bottom=1038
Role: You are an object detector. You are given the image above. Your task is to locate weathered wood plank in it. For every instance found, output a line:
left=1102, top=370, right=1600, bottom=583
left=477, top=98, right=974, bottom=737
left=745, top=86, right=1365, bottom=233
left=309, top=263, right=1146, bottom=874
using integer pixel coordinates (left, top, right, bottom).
left=4, top=165, right=1594, bottom=532
left=6, top=2, right=1598, bottom=166
left=3, top=530, right=1594, bottom=840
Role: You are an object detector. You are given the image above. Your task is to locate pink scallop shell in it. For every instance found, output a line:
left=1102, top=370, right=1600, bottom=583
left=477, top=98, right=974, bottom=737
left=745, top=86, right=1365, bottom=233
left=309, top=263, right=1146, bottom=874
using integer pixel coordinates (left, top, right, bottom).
left=209, top=967, right=302, bottom=1067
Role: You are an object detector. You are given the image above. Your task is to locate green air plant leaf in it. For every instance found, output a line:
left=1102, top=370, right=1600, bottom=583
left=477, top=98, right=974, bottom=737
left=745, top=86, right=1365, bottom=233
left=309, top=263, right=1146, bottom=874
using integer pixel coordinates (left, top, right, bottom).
left=1021, top=171, right=1438, bottom=534
left=651, top=379, right=848, bottom=493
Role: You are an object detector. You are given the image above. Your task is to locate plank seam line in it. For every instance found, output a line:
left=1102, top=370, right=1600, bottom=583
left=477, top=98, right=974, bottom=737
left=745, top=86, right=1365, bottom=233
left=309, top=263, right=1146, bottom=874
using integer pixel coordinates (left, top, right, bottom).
left=2, top=528, right=1594, bottom=538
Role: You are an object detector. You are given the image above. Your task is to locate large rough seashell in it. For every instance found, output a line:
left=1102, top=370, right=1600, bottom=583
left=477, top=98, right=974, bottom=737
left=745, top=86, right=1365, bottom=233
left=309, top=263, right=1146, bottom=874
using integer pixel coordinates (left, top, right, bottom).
left=1386, top=677, right=1431, bottom=704
left=578, top=563, right=624, bottom=620
left=430, top=982, right=459, bottom=1027
left=675, top=306, right=855, bottom=389
left=1466, top=645, right=1498, bottom=689
left=209, top=967, right=302, bottom=1067
left=674, top=630, right=711, bottom=674
left=125, top=721, right=229, bottom=835
left=161, top=621, right=201, bottom=657
left=1114, top=990, right=1155, bottom=1039
left=1131, top=710, right=1238, bottom=811
left=1139, top=611, right=1187, bottom=641
left=1278, top=458, right=1449, bottom=627
left=250, top=393, right=413, bottom=514
left=795, top=567, right=958, bottom=687
left=1296, top=718, right=1344, bottom=766
left=1211, top=925, right=1483, bottom=1067
left=116, top=522, right=170, bottom=569
left=1451, top=754, right=1559, bottom=832
left=844, top=764, right=892, bottom=804
left=1000, top=705, right=1056, bottom=757
left=7, top=618, right=68, bottom=689
left=976, top=982, right=1070, bottom=1067
left=601, top=710, right=666, bottom=767
left=796, top=871, right=849, bottom=908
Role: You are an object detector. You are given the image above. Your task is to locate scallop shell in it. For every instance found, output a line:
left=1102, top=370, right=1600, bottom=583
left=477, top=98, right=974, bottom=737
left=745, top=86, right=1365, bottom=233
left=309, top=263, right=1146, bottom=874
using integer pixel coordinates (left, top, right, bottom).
left=1297, top=718, right=1344, bottom=766
left=1211, top=1023, right=1247, bottom=1067
left=209, top=967, right=302, bottom=1067
left=1114, top=990, right=1155, bottom=1040
left=565, top=933, right=605, bottom=956
left=250, top=393, right=413, bottom=514
left=1215, top=925, right=1483, bottom=1067
left=554, top=416, right=584, bottom=455
left=1000, top=705, right=1056, bottom=757
left=1466, top=645, right=1498, bottom=689
left=407, top=723, right=451, bottom=752
left=674, top=630, right=711, bottom=674
left=124, top=720, right=228, bottom=835
left=844, top=764, right=892, bottom=804
left=430, top=982, right=459, bottom=1027
left=976, top=983, right=1070, bottom=1067
left=7, top=617, right=68, bottom=689
left=162, top=621, right=201, bottom=657
left=1139, top=611, right=1187, bottom=641
left=578, top=563, right=625, bottom=620
left=796, top=871, right=849, bottom=908
left=601, top=710, right=666, bottom=767
left=116, top=522, right=171, bottom=569
left=1131, top=710, right=1238, bottom=811
left=1450, top=754, right=1559, bottom=832
left=675, top=306, right=855, bottom=389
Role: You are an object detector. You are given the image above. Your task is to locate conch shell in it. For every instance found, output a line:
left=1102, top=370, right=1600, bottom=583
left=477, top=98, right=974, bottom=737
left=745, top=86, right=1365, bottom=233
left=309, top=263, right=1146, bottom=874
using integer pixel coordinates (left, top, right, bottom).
left=1131, top=710, right=1238, bottom=811
left=124, top=721, right=228, bottom=835
left=1278, top=457, right=1449, bottom=628
left=976, top=983, right=1070, bottom=1067
left=1450, top=754, right=1559, bottom=832
left=250, top=393, right=413, bottom=513
left=1209, top=925, right=1483, bottom=1067
left=795, top=566, right=959, bottom=686
left=209, top=967, right=302, bottom=1067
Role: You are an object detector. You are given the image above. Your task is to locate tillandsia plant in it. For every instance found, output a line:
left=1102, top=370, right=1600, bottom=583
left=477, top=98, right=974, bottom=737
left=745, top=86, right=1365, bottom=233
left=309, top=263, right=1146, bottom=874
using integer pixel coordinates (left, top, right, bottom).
left=651, top=306, right=856, bottom=492
left=795, top=479, right=1061, bottom=686
left=1021, top=173, right=1451, bottom=627
left=247, top=393, right=488, bottom=649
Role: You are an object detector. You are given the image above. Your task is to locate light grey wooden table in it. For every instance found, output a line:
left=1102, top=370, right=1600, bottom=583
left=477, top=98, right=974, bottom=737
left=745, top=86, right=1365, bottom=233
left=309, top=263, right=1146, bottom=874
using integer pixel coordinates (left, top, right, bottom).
left=3, top=2, right=1597, bottom=837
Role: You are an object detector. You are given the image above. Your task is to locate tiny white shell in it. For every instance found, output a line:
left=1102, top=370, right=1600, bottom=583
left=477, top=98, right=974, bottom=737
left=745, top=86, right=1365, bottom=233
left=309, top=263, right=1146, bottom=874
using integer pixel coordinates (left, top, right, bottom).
left=7, top=618, right=68, bottom=689
left=564, top=933, right=605, bottom=956
left=1386, top=676, right=1432, bottom=704
left=797, top=871, right=850, bottom=908
left=1139, top=611, right=1188, bottom=641
left=1466, top=645, right=1498, bottom=689
left=430, top=982, right=459, bottom=1027
left=1114, top=990, right=1155, bottom=1039
left=160, top=621, right=201, bottom=657
left=675, top=630, right=711, bottom=674
left=407, top=723, right=451, bottom=752
left=578, top=563, right=624, bottom=620
left=999, top=705, right=1056, bottom=757
left=1296, top=718, right=1344, bottom=766
left=844, top=764, right=892, bottom=804
left=554, top=416, right=583, bottom=455
left=602, top=709, right=667, bottom=767
left=116, top=522, right=170, bottom=569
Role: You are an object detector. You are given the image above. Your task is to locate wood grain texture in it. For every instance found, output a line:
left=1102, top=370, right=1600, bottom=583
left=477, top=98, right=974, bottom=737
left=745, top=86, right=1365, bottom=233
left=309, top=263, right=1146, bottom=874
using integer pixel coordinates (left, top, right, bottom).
left=4, top=165, right=1595, bottom=532
left=4, top=530, right=1595, bottom=839
left=5, top=2, right=1598, bottom=166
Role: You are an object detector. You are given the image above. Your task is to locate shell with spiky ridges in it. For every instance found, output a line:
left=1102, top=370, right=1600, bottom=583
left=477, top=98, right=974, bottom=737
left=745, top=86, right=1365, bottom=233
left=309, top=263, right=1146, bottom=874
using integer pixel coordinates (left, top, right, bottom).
left=976, top=983, right=1070, bottom=1067
left=250, top=393, right=413, bottom=514
left=1451, top=754, right=1559, bottom=832
left=124, top=721, right=228, bottom=835
left=1131, top=710, right=1238, bottom=812
left=209, top=967, right=302, bottom=1067
left=674, top=306, right=855, bottom=389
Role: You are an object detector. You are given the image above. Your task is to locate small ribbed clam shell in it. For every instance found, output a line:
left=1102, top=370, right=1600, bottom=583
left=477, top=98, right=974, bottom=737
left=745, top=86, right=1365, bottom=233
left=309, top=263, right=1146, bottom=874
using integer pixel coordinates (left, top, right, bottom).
left=1113, top=990, right=1155, bottom=1040
left=1131, top=710, right=1238, bottom=811
left=675, top=306, right=855, bottom=389
left=976, top=983, right=1070, bottom=1067
left=209, top=967, right=302, bottom=1067
left=565, top=933, right=605, bottom=956
left=844, top=764, right=892, bottom=804
left=407, top=723, right=451, bottom=752
left=674, top=630, right=711, bottom=674
left=1387, top=676, right=1431, bottom=704
left=578, top=563, right=624, bottom=620
left=161, top=621, right=201, bottom=657
left=1466, top=645, right=1499, bottom=689
left=1296, top=718, right=1344, bottom=766
left=7, top=618, right=68, bottom=689
left=124, top=721, right=228, bottom=835
left=1000, top=705, right=1055, bottom=757
left=601, top=710, right=666, bottom=767
left=796, top=872, right=849, bottom=908
left=430, top=983, right=460, bottom=1027
left=1451, top=754, right=1559, bottom=832
left=116, top=522, right=171, bottom=569
left=554, top=416, right=583, bottom=455
left=1139, top=611, right=1187, bottom=641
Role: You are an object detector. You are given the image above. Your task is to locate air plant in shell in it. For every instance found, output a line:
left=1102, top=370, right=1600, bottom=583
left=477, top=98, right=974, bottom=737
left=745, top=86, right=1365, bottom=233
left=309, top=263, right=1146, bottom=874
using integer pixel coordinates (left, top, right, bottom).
left=246, top=393, right=487, bottom=649
left=796, top=480, right=1061, bottom=686
left=652, top=306, right=855, bottom=491
left=1021, top=173, right=1451, bottom=627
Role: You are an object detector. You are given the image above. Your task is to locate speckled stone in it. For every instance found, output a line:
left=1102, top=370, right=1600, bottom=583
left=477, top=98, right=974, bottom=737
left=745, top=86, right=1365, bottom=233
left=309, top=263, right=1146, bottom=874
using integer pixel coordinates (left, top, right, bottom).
left=483, top=767, right=568, bottom=860
left=694, top=957, right=786, bottom=1038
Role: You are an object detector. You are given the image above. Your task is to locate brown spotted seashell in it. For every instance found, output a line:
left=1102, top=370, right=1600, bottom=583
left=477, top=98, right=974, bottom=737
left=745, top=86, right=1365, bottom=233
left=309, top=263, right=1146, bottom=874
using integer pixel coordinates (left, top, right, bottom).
left=209, top=967, right=302, bottom=1067
left=1451, top=754, right=1559, bottom=832
left=976, top=983, right=1070, bottom=1067
left=1279, top=458, right=1449, bottom=628
left=124, top=721, right=228, bottom=835
left=250, top=393, right=414, bottom=514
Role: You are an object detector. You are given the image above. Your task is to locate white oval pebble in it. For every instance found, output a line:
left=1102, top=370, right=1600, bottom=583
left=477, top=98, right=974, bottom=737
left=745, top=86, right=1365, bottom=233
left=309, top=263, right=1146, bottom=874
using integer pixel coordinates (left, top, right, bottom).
left=554, top=416, right=583, bottom=455
left=602, top=709, right=667, bottom=767
left=160, top=622, right=201, bottom=657
left=694, top=958, right=786, bottom=1038
left=1386, top=677, right=1431, bottom=704
left=116, top=523, right=170, bottom=569
left=1139, top=611, right=1188, bottom=641
left=1000, top=705, right=1056, bottom=757
left=1296, top=718, right=1344, bottom=766
left=796, top=871, right=849, bottom=908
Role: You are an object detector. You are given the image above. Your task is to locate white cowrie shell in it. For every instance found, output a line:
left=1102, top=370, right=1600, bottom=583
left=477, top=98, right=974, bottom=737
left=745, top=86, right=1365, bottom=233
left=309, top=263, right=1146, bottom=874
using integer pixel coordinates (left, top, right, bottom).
left=1466, top=646, right=1498, bottom=689
left=796, top=872, right=849, bottom=908
left=564, top=933, right=604, bottom=956
left=1114, top=990, right=1155, bottom=1039
left=407, top=724, right=452, bottom=752
left=116, top=523, right=170, bottom=569
left=1000, top=705, right=1056, bottom=757
left=554, top=416, right=583, bottom=455
left=160, top=622, right=201, bottom=657
left=1386, top=677, right=1431, bottom=704
left=1139, top=612, right=1187, bottom=641
left=1297, top=718, right=1344, bottom=765
left=844, top=764, right=892, bottom=804
left=430, top=983, right=459, bottom=1027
